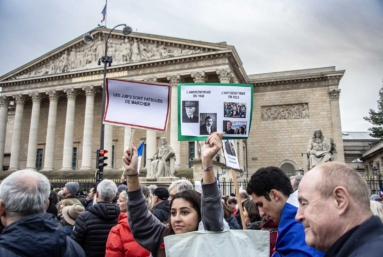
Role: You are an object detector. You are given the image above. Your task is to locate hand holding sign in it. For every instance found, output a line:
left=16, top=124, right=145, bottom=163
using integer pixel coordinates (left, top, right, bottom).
left=201, top=132, right=222, bottom=184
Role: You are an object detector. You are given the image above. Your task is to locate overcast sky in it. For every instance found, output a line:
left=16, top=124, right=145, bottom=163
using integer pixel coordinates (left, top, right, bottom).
left=0, top=0, right=382, bottom=132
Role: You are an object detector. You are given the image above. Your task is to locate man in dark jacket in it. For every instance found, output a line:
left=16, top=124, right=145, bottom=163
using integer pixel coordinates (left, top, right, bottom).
left=0, top=169, right=85, bottom=257
left=152, top=187, right=170, bottom=222
left=72, top=179, right=119, bottom=257
left=296, top=161, right=383, bottom=256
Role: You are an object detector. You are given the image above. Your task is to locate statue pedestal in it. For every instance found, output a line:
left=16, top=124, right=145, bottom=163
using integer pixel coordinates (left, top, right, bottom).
left=139, top=176, right=180, bottom=187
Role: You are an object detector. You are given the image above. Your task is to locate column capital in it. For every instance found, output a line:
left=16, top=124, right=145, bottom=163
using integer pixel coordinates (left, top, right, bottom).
left=64, top=88, right=77, bottom=99
left=0, top=96, right=10, bottom=107
left=191, top=72, right=206, bottom=83
left=13, top=95, right=26, bottom=105
left=144, top=77, right=158, bottom=82
left=216, top=69, right=232, bottom=83
left=46, top=90, right=60, bottom=101
left=29, top=92, right=42, bottom=103
left=329, top=89, right=341, bottom=100
left=82, top=85, right=96, bottom=97
left=167, top=75, right=182, bottom=86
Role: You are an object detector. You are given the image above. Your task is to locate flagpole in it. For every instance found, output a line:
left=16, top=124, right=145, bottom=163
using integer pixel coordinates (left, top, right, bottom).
left=105, top=0, right=108, bottom=28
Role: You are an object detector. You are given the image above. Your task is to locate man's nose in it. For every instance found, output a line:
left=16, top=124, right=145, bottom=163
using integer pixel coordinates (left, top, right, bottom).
left=259, top=209, right=266, bottom=218
left=295, top=207, right=304, bottom=222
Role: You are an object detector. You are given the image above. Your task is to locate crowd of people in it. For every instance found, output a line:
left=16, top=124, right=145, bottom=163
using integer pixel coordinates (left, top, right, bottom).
left=0, top=132, right=382, bottom=256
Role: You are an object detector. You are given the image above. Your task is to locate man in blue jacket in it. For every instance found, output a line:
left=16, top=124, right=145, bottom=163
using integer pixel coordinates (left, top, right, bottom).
left=247, top=166, right=324, bottom=257
left=296, top=162, right=383, bottom=256
left=0, top=169, right=85, bottom=257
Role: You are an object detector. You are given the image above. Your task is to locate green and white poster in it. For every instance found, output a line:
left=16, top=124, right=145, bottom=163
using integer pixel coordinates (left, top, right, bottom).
left=178, top=83, right=253, bottom=141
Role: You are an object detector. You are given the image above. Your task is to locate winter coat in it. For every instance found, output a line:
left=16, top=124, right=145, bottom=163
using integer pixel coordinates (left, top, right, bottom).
left=225, top=215, right=241, bottom=229
left=0, top=213, right=85, bottom=257
left=71, top=202, right=120, bottom=257
left=105, top=212, right=150, bottom=257
left=152, top=200, right=170, bottom=222
left=246, top=221, right=261, bottom=230
left=325, top=215, right=383, bottom=257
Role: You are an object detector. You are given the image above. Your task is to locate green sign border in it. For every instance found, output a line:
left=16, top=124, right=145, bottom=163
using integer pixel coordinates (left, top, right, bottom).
left=178, top=83, right=254, bottom=141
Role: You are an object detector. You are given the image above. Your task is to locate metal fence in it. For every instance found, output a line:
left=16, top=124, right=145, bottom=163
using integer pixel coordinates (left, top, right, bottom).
left=50, top=178, right=121, bottom=193
left=48, top=178, right=382, bottom=197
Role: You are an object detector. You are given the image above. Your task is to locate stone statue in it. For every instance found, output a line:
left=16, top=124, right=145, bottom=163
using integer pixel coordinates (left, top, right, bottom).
left=131, top=39, right=141, bottom=62
left=307, top=130, right=334, bottom=169
left=94, top=36, right=104, bottom=61
left=150, top=137, right=175, bottom=178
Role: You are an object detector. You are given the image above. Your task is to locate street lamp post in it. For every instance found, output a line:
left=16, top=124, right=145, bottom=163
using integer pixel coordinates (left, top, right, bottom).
left=83, top=24, right=132, bottom=182
left=372, top=166, right=382, bottom=195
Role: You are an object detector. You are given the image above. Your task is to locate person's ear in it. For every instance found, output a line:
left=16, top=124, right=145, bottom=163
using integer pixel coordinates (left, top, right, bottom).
left=0, top=201, right=6, bottom=218
left=46, top=199, right=50, bottom=211
left=269, top=189, right=280, bottom=202
left=333, top=186, right=348, bottom=215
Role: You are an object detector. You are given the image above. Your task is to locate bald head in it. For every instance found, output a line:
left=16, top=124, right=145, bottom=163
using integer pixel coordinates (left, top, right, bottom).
left=304, top=162, right=370, bottom=209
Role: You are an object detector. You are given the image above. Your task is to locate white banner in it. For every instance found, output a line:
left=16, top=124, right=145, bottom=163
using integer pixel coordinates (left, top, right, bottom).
left=104, top=79, right=171, bottom=131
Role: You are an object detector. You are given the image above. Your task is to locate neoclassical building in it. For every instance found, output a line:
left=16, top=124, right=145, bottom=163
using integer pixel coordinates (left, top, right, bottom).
left=0, top=28, right=345, bottom=179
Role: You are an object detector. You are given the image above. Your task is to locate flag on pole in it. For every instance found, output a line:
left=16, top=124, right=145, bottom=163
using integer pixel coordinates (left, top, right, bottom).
left=101, top=4, right=107, bottom=22
left=137, top=141, right=145, bottom=173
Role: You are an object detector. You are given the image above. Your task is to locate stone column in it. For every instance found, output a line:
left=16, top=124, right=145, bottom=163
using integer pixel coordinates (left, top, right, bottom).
left=61, top=88, right=77, bottom=170
left=42, top=91, right=59, bottom=171
left=167, top=75, right=182, bottom=168
left=8, top=95, right=26, bottom=171
left=216, top=69, right=232, bottom=83
left=80, top=86, right=96, bottom=170
left=0, top=97, right=9, bottom=171
left=146, top=131, right=157, bottom=177
left=329, top=88, right=345, bottom=162
left=26, top=92, right=42, bottom=170
left=104, top=124, right=113, bottom=170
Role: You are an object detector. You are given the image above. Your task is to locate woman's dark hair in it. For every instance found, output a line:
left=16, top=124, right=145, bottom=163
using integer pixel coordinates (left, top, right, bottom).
left=222, top=202, right=232, bottom=219
left=227, top=197, right=237, bottom=205
left=243, top=199, right=261, bottom=223
left=49, top=190, right=58, bottom=205
left=158, top=190, right=201, bottom=257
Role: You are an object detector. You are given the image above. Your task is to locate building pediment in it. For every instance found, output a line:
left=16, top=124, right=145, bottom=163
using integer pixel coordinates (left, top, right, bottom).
left=0, top=29, right=233, bottom=82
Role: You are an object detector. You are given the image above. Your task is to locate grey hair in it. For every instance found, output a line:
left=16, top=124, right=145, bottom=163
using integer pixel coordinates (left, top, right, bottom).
left=0, top=169, right=50, bottom=217
left=147, top=185, right=158, bottom=194
left=97, top=179, right=117, bottom=202
left=290, top=175, right=303, bottom=192
left=119, top=190, right=128, bottom=200
left=168, top=179, right=194, bottom=193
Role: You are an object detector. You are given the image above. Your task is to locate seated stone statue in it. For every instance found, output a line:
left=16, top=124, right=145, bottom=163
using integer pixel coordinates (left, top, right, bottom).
left=307, top=130, right=334, bottom=169
left=150, top=137, right=175, bottom=178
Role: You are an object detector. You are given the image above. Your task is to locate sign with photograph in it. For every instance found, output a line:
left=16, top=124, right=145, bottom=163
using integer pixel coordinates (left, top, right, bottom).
left=222, top=139, right=240, bottom=170
left=104, top=79, right=171, bottom=131
left=178, top=83, right=253, bottom=140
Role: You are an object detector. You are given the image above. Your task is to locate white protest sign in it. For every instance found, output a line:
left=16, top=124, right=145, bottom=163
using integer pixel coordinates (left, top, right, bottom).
left=178, top=83, right=253, bottom=140
left=222, top=139, right=240, bottom=170
left=104, top=79, right=170, bottom=131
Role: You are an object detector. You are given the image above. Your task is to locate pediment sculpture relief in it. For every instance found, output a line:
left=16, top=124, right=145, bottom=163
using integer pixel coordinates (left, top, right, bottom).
left=10, top=35, right=206, bottom=80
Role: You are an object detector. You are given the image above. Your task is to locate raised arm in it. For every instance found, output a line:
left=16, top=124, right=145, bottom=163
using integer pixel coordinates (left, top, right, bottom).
left=123, top=145, right=166, bottom=254
left=200, top=132, right=225, bottom=231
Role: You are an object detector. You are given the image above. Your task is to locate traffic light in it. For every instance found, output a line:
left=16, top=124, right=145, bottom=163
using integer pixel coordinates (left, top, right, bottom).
left=97, top=149, right=108, bottom=169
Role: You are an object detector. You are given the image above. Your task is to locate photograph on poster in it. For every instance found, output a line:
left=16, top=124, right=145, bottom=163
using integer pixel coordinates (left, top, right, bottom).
left=178, top=83, right=253, bottom=140
left=223, top=120, right=247, bottom=135
left=182, top=101, right=199, bottom=123
left=199, top=113, right=217, bottom=135
left=224, top=102, right=247, bottom=118
left=223, top=139, right=240, bottom=170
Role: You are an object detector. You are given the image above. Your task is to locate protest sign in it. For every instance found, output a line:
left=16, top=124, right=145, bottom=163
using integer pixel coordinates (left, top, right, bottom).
left=178, top=83, right=253, bottom=140
left=222, top=139, right=240, bottom=170
left=104, top=79, right=171, bottom=131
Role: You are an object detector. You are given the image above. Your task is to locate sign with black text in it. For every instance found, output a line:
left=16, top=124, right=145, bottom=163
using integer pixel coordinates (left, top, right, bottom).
left=222, top=139, right=240, bottom=170
left=104, top=79, right=171, bottom=131
left=178, top=83, right=253, bottom=140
